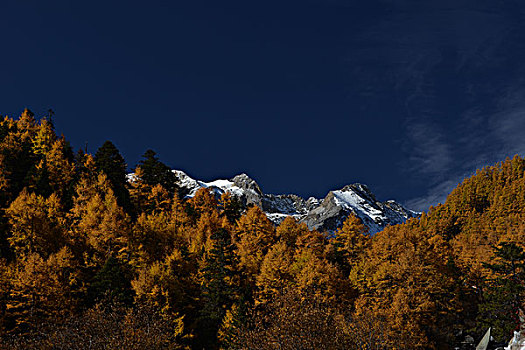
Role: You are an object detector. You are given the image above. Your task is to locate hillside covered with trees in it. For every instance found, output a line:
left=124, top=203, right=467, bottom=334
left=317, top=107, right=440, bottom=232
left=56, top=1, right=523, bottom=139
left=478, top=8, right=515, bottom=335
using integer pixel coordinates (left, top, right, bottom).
left=0, top=110, right=524, bottom=349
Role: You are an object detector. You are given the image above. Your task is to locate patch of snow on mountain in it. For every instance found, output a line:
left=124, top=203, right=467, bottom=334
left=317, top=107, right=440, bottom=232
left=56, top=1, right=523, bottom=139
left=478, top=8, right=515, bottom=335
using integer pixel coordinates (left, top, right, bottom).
left=173, top=170, right=244, bottom=198
left=306, top=197, right=320, bottom=208
left=206, top=179, right=245, bottom=197
left=265, top=213, right=303, bottom=225
left=332, top=189, right=384, bottom=221
left=173, top=170, right=200, bottom=191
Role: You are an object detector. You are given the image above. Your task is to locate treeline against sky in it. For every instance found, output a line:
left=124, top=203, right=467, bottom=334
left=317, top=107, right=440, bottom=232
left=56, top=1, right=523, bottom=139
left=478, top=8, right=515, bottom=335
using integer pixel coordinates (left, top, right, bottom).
left=0, top=110, right=524, bottom=349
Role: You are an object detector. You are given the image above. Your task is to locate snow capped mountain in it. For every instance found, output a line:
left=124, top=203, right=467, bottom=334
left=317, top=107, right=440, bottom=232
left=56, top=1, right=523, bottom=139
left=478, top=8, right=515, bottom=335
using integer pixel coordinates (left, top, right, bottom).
left=173, top=170, right=418, bottom=234
left=301, top=184, right=419, bottom=233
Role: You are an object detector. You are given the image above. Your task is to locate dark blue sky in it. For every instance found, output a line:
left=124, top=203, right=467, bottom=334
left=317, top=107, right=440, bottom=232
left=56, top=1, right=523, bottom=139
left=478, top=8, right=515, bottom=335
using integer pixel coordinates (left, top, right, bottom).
left=2, top=0, right=525, bottom=211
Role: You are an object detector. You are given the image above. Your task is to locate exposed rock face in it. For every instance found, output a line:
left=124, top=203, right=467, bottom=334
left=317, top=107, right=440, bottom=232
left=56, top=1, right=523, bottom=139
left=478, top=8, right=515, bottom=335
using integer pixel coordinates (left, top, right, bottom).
left=231, top=174, right=264, bottom=207
left=171, top=169, right=418, bottom=234
left=301, top=184, right=417, bottom=233
left=301, top=192, right=346, bottom=232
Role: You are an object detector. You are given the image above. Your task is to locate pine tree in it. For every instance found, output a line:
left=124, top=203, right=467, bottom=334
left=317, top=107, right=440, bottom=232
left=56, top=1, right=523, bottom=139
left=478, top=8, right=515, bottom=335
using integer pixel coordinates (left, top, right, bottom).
left=130, top=170, right=177, bottom=216
left=219, top=192, right=243, bottom=223
left=94, top=141, right=131, bottom=213
left=136, top=149, right=177, bottom=195
left=28, top=159, right=53, bottom=197
left=195, top=227, right=238, bottom=349
left=477, top=242, right=525, bottom=341
left=87, top=255, right=133, bottom=306
left=0, top=111, right=38, bottom=206
left=129, top=167, right=152, bottom=214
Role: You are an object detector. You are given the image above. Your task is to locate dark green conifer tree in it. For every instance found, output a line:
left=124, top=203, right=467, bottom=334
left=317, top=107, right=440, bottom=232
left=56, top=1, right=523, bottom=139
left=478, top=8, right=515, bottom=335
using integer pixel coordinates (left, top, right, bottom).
left=94, top=141, right=131, bottom=213
left=0, top=109, right=37, bottom=206
left=87, top=255, right=134, bottom=306
left=27, top=159, right=53, bottom=198
left=219, top=192, right=243, bottom=223
left=477, top=242, right=525, bottom=341
left=195, top=227, right=237, bottom=349
left=136, top=149, right=177, bottom=195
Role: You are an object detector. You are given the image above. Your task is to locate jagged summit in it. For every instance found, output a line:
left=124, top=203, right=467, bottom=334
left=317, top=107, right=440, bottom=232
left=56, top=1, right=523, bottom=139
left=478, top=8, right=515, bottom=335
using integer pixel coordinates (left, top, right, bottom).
left=171, top=169, right=418, bottom=234
left=342, top=183, right=377, bottom=202
left=231, top=173, right=261, bottom=192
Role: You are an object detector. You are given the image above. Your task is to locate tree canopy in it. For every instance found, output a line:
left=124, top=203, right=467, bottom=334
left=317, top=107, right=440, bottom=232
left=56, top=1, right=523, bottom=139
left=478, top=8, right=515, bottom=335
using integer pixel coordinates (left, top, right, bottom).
left=0, top=110, right=524, bottom=349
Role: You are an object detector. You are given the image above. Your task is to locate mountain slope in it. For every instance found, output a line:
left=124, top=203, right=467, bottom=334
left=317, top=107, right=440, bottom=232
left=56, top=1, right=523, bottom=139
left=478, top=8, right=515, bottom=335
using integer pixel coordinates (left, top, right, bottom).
left=173, top=170, right=418, bottom=234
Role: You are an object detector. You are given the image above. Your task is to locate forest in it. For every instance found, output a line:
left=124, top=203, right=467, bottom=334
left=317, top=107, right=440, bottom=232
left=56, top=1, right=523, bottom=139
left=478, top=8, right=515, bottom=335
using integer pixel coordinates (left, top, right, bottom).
left=0, top=109, right=524, bottom=349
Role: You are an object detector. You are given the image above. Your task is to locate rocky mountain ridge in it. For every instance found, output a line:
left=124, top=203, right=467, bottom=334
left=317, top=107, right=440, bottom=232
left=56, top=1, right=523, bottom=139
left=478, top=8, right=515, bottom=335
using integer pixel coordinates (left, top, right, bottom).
left=174, top=170, right=419, bottom=234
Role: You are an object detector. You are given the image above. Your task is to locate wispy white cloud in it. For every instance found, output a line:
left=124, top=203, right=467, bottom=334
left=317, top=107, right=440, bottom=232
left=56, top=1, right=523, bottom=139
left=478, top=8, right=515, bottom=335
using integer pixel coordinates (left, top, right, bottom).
left=343, top=0, right=525, bottom=211
left=405, top=121, right=452, bottom=177
left=405, top=175, right=464, bottom=211
left=490, top=89, right=525, bottom=157
left=406, top=88, right=525, bottom=211
left=387, top=3, right=525, bottom=211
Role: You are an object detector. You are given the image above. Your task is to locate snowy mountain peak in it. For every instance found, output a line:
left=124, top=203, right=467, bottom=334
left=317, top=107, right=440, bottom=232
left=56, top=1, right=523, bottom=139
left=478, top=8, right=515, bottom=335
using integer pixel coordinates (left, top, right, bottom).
left=341, top=183, right=377, bottom=203
left=171, top=169, right=417, bottom=234
left=231, top=173, right=263, bottom=196
left=232, top=173, right=254, bottom=182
